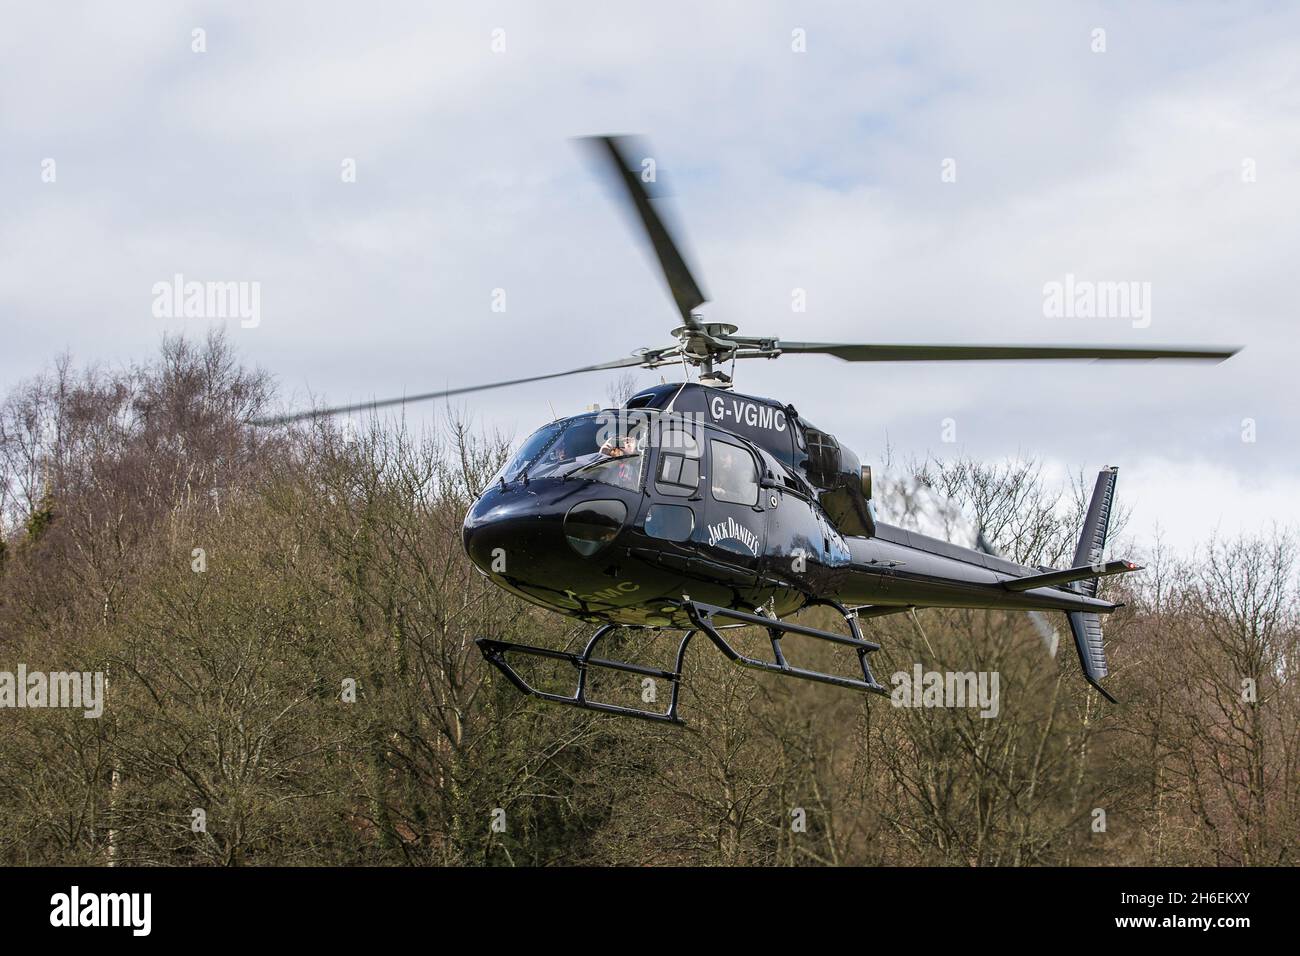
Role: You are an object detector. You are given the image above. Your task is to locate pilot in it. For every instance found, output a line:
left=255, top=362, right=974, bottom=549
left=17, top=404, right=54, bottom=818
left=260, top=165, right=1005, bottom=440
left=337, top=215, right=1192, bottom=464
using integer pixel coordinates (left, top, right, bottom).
left=592, top=433, right=639, bottom=486
left=600, top=435, right=639, bottom=458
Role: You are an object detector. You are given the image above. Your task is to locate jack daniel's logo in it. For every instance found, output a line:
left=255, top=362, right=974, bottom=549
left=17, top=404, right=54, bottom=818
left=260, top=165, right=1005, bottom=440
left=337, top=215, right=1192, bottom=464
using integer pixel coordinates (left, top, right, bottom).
left=706, top=516, right=760, bottom=556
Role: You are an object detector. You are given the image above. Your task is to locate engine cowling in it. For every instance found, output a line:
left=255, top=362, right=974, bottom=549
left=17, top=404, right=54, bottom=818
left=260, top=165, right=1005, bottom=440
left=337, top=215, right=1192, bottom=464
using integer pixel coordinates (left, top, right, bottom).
left=800, top=424, right=876, bottom=537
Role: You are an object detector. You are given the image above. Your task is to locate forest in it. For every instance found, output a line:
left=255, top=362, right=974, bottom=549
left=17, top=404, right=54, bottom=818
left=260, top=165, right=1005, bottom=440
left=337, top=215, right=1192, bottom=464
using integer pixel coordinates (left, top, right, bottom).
left=0, top=331, right=1294, bottom=866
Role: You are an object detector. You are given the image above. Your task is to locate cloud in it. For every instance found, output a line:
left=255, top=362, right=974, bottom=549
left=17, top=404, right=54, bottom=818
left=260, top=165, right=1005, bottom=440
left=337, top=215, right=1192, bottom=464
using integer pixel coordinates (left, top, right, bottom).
left=1, top=1, right=1296, bottom=547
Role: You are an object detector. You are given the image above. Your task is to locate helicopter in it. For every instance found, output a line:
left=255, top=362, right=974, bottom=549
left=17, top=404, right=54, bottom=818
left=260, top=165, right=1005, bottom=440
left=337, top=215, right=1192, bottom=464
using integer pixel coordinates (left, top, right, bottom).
left=262, top=135, right=1239, bottom=724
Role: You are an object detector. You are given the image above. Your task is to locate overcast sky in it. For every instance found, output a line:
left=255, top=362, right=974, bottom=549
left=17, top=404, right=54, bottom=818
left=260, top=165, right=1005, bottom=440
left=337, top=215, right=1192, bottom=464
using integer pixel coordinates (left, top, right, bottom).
left=2, top=1, right=1296, bottom=555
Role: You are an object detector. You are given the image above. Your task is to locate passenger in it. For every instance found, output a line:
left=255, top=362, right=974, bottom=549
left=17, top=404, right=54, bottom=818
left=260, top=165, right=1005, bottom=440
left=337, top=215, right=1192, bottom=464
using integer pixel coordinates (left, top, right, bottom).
left=712, top=445, right=736, bottom=498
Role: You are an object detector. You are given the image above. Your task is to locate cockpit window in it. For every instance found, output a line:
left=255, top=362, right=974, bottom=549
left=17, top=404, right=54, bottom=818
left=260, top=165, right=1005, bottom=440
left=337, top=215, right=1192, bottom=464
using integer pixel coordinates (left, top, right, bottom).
left=500, top=411, right=648, bottom=491
left=657, top=421, right=701, bottom=457
left=493, top=420, right=566, bottom=485
left=654, top=418, right=702, bottom=497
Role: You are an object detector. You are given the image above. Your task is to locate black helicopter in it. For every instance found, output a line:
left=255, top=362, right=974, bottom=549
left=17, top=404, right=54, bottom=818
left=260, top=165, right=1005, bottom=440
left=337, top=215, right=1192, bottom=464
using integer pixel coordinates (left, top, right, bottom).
left=264, top=136, right=1239, bottom=724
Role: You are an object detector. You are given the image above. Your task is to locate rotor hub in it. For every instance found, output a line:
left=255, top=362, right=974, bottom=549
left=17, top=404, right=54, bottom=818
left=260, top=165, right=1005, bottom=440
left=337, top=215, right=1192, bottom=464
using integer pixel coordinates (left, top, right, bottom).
left=671, top=321, right=738, bottom=339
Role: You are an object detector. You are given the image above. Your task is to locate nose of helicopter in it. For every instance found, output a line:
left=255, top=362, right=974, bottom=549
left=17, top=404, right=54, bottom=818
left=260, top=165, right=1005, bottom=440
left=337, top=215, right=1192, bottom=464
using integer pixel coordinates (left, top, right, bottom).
left=462, top=493, right=539, bottom=579
left=462, top=485, right=631, bottom=586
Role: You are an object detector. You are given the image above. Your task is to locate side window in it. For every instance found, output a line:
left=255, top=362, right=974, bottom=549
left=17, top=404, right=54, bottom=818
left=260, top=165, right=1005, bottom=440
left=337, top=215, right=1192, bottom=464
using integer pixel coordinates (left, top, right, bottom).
left=644, top=504, right=695, bottom=542
left=654, top=423, right=701, bottom=497
left=709, top=440, right=759, bottom=506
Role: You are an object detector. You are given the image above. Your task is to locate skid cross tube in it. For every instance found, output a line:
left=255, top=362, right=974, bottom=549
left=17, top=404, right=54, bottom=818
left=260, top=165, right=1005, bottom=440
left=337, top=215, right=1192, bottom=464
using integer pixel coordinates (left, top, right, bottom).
left=476, top=599, right=890, bottom=725
left=685, top=600, right=889, bottom=696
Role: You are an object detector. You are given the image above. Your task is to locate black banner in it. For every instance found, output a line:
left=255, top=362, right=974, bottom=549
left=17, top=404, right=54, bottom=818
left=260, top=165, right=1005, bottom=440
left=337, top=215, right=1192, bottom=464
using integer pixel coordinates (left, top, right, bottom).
left=0, top=865, right=1279, bottom=942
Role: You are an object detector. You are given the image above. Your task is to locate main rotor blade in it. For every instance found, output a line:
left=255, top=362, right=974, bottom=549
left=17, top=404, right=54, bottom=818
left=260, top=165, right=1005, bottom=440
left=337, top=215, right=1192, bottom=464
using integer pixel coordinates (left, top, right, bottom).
left=775, top=342, right=1240, bottom=363
left=253, top=355, right=648, bottom=426
left=584, top=135, right=706, bottom=328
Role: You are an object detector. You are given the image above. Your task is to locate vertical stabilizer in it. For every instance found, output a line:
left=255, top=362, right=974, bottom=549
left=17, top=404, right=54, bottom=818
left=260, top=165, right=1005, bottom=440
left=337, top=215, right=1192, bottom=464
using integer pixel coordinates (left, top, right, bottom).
left=1066, top=467, right=1120, bottom=701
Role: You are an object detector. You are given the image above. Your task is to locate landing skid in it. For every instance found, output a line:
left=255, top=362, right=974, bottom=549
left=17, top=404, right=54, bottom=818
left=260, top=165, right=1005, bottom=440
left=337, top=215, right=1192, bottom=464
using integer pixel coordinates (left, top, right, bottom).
left=475, top=599, right=890, bottom=725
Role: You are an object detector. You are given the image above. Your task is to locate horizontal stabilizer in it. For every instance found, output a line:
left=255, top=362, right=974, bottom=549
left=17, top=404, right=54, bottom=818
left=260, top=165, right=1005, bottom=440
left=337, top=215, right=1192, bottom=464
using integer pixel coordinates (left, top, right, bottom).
left=1002, top=559, right=1141, bottom=592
